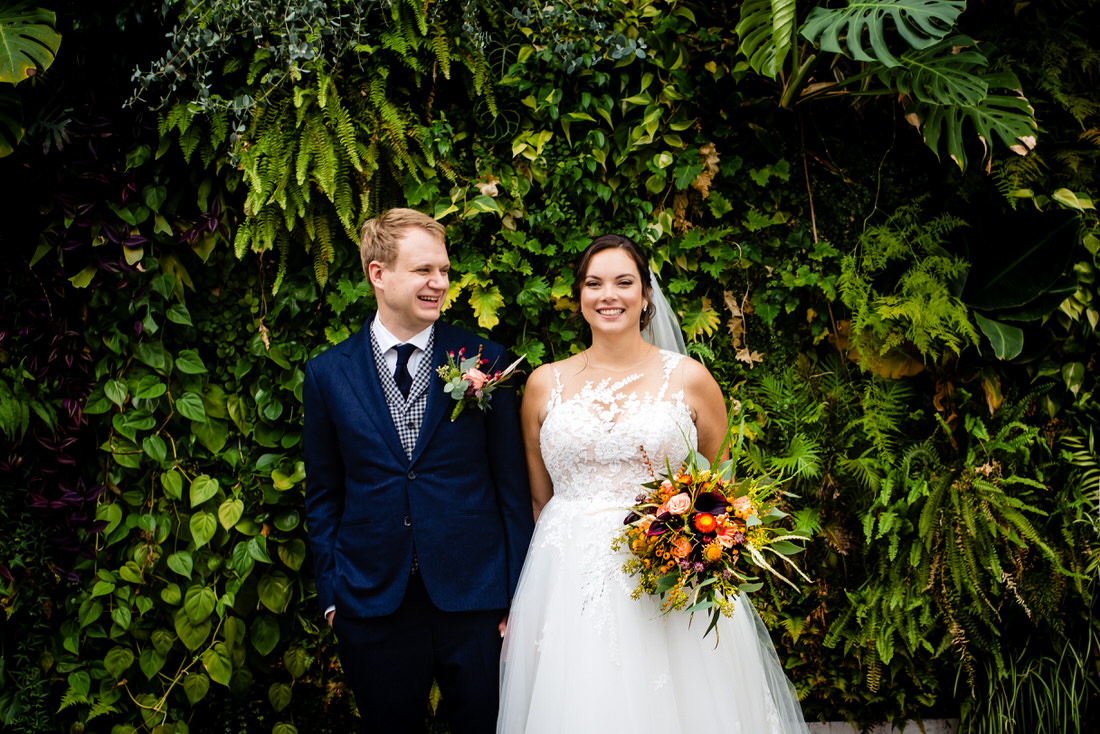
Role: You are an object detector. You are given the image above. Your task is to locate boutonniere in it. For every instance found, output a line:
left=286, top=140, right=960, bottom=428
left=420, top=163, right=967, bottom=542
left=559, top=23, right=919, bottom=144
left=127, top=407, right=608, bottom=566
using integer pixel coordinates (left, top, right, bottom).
left=436, top=347, right=525, bottom=421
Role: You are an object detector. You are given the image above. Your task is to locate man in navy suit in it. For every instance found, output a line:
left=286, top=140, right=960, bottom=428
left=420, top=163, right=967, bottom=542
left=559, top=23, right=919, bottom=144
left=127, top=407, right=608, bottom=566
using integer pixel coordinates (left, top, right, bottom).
left=303, top=208, right=533, bottom=733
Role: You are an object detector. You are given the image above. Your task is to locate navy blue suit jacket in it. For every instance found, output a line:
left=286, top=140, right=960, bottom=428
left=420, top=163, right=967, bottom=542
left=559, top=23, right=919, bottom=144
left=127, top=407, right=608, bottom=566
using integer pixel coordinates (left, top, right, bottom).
left=303, top=317, right=534, bottom=618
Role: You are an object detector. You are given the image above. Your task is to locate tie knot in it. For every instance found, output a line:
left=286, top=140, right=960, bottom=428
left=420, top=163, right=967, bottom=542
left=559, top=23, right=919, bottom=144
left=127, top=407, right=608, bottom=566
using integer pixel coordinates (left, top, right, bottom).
left=393, top=343, right=417, bottom=368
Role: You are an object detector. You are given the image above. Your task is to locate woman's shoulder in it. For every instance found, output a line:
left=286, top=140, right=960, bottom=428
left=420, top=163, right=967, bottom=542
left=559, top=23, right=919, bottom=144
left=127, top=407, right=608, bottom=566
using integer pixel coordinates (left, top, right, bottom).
left=660, top=350, right=720, bottom=392
left=527, top=361, right=555, bottom=387
left=657, top=349, right=702, bottom=373
left=527, top=352, right=589, bottom=393
left=527, top=357, right=567, bottom=392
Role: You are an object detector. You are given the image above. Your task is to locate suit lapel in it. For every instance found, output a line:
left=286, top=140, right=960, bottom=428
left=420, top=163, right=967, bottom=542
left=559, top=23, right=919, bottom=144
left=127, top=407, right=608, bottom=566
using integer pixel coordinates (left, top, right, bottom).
left=409, top=322, right=456, bottom=464
left=338, top=316, right=407, bottom=464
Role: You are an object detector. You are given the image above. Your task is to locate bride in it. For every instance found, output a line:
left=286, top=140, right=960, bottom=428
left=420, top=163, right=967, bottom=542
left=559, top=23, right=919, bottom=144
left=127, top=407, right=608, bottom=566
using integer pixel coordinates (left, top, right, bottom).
left=497, top=235, right=810, bottom=733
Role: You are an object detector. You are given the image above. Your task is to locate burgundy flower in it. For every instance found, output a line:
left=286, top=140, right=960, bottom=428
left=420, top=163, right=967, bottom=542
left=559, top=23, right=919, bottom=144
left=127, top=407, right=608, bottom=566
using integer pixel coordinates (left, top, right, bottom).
left=694, top=491, right=727, bottom=515
left=646, top=520, right=669, bottom=537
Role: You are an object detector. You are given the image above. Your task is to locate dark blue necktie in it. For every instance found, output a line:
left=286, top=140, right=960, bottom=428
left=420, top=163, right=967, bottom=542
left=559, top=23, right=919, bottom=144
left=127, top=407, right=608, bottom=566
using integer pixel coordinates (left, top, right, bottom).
left=393, top=343, right=417, bottom=398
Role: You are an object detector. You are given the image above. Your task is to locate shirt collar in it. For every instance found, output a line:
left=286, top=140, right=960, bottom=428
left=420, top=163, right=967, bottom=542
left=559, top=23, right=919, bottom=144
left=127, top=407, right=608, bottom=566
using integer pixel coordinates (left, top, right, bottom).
left=372, top=317, right=434, bottom=354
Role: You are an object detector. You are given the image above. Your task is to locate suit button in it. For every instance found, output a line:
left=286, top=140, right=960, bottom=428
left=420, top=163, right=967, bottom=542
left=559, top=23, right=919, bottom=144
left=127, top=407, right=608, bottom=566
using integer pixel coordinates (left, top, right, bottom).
left=407, top=470, right=416, bottom=480
left=403, top=516, right=412, bottom=527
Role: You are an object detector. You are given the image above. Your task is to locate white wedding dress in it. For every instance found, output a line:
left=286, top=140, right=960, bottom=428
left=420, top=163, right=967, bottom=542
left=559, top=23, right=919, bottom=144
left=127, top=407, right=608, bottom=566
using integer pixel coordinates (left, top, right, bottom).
left=498, top=351, right=811, bottom=733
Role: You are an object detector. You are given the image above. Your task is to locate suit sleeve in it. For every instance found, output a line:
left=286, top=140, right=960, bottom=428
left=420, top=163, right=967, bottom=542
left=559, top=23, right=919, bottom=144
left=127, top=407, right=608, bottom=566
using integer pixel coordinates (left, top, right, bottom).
left=303, top=361, right=345, bottom=613
left=485, top=347, right=536, bottom=598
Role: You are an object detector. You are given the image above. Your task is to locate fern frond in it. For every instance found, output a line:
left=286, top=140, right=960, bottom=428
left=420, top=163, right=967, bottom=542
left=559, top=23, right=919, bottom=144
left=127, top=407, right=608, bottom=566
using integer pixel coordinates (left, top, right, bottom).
left=432, top=32, right=451, bottom=80
left=208, top=108, right=228, bottom=146
left=233, top=223, right=252, bottom=259
left=323, top=91, right=363, bottom=173
left=58, top=688, right=90, bottom=711
left=839, top=453, right=883, bottom=492
left=256, top=206, right=278, bottom=254
left=769, top=433, right=823, bottom=480
left=399, top=0, right=428, bottom=37
left=179, top=123, right=202, bottom=163
left=380, top=28, right=410, bottom=58
left=272, top=230, right=290, bottom=294
left=295, top=115, right=315, bottom=188
left=334, top=168, right=355, bottom=231
left=379, top=98, right=412, bottom=163
left=312, top=214, right=335, bottom=287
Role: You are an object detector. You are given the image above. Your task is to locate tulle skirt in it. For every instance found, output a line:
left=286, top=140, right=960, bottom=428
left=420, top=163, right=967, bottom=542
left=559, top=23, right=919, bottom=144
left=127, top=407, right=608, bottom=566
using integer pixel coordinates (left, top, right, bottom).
left=497, top=495, right=811, bottom=734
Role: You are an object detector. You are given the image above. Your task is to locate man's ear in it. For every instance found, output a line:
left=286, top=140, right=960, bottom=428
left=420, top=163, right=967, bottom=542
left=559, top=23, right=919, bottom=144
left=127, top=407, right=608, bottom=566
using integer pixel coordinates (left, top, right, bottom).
left=367, top=261, right=385, bottom=289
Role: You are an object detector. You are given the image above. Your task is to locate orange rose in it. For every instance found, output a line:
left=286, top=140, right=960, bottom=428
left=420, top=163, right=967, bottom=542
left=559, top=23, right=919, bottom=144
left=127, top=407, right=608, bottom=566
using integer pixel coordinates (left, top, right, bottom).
left=671, top=538, right=693, bottom=559
left=666, top=492, right=691, bottom=515
left=703, top=543, right=724, bottom=562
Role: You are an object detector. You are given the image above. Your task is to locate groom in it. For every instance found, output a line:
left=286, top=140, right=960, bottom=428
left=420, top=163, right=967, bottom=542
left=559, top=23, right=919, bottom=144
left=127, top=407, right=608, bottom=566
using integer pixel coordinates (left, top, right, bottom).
left=303, top=208, right=533, bottom=733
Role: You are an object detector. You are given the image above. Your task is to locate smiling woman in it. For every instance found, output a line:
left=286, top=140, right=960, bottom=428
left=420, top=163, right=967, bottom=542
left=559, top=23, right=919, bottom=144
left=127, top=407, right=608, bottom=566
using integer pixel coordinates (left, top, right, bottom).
left=573, top=233, right=655, bottom=334
left=499, top=234, right=810, bottom=732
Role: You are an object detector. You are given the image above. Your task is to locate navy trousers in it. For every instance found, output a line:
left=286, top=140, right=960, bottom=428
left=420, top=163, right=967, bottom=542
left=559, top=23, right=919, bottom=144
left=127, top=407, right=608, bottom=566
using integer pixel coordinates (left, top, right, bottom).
left=333, top=572, right=505, bottom=734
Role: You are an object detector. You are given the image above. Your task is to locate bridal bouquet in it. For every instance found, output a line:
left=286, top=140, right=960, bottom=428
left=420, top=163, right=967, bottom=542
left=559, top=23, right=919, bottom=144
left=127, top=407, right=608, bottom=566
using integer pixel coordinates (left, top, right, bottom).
left=613, top=442, right=810, bottom=638
left=436, top=348, right=525, bottom=421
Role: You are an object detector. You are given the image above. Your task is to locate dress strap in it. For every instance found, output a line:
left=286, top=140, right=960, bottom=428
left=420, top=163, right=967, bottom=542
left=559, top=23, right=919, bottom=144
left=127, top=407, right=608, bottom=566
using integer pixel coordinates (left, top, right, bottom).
left=655, top=350, right=682, bottom=401
left=546, top=366, right=565, bottom=410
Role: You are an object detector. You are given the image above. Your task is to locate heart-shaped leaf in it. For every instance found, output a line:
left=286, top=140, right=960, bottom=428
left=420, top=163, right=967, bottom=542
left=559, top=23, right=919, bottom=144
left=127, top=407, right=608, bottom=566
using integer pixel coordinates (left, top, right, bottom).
left=250, top=614, right=280, bottom=656
left=183, top=673, right=210, bottom=704
left=201, top=642, right=233, bottom=686
left=189, top=511, right=218, bottom=548
left=189, top=474, right=219, bottom=507
left=218, top=498, right=244, bottom=530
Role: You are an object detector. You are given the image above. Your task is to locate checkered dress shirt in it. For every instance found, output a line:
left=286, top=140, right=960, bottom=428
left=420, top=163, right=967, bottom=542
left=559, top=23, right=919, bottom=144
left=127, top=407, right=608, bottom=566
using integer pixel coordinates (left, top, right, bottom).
left=370, top=327, right=435, bottom=576
left=371, top=328, right=435, bottom=459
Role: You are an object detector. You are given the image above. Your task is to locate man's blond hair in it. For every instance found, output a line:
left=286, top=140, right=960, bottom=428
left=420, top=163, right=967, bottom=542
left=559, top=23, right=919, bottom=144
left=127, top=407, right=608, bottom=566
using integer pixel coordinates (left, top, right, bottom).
left=359, top=208, right=446, bottom=276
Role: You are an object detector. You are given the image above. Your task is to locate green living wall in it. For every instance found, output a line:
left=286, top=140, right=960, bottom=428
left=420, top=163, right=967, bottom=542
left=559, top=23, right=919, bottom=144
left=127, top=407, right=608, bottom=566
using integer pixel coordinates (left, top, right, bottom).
left=2, top=1, right=1099, bottom=732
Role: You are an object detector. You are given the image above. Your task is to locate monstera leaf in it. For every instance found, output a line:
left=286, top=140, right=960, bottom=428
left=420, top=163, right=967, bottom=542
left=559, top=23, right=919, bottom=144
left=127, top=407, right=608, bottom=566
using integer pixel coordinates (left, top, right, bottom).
left=801, top=0, right=965, bottom=67
left=882, top=36, right=990, bottom=106
left=906, top=74, right=1037, bottom=172
left=736, top=0, right=798, bottom=79
left=0, top=3, right=61, bottom=84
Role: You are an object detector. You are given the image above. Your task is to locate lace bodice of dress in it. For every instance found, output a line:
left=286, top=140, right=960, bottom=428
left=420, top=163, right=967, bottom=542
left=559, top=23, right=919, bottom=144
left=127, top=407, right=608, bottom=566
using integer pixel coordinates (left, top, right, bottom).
left=540, top=350, right=697, bottom=505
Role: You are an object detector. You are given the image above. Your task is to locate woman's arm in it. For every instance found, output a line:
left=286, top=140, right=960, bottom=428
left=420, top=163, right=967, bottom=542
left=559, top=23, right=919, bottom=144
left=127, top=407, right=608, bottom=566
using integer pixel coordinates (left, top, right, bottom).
left=682, top=358, right=729, bottom=462
left=521, top=363, right=555, bottom=522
